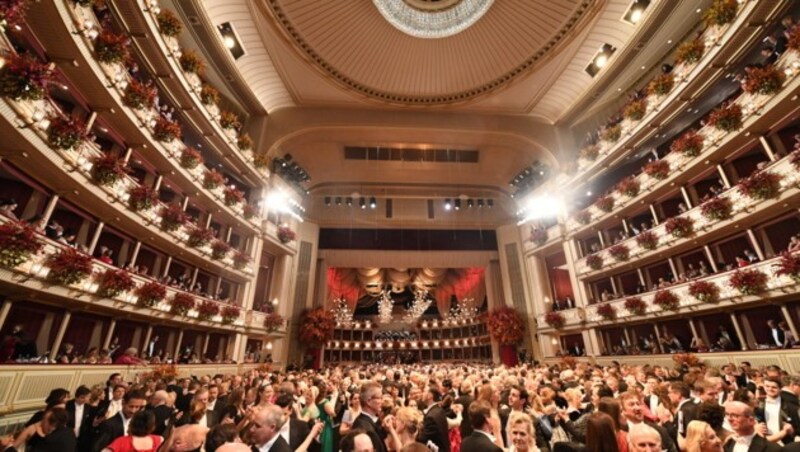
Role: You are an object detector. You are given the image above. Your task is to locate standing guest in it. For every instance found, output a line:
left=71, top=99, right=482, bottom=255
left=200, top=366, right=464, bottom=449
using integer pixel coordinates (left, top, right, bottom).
left=460, top=400, right=502, bottom=452
left=9, top=407, right=77, bottom=452
left=417, top=386, right=450, bottom=452
left=148, top=390, right=174, bottom=436
left=101, top=411, right=163, bottom=452
left=722, top=402, right=781, bottom=452
left=585, top=411, right=621, bottom=452
left=685, top=421, right=722, bottom=452
left=26, top=389, right=71, bottom=427
left=767, top=320, right=786, bottom=348
left=352, top=382, right=388, bottom=452
left=273, top=393, right=310, bottom=451
left=92, top=390, right=148, bottom=452
left=627, top=424, right=661, bottom=452
left=249, top=405, right=291, bottom=452
left=385, top=406, right=423, bottom=451
left=340, top=429, right=374, bottom=452
left=505, top=412, right=539, bottom=452
left=114, top=348, right=142, bottom=365
left=340, top=392, right=362, bottom=435
left=780, top=322, right=796, bottom=348
left=67, top=386, right=93, bottom=450
left=619, top=392, right=676, bottom=452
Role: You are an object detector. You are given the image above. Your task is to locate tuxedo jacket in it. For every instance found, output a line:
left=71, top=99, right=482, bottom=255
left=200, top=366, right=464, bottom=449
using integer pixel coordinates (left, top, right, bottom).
left=287, top=418, right=311, bottom=451
left=148, top=404, right=174, bottom=436
left=755, top=397, right=800, bottom=437
left=352, top=412, right=388, bottom=452
left=670, top=399, right=699, bottom=442
left=66, top=401, right=94, bottom=437
left=22, top=427, right=77, bottom=452
left=92, top=413, right=125, bottom=452
left=252, top=436, right=293, bottom=452
left=418, top=404, right=450, bottom=452
left=722, top=434, right=781, bottom=452
left=459, top=431, right=502, bottom=452
left=454, top=394, right=474, bottom=438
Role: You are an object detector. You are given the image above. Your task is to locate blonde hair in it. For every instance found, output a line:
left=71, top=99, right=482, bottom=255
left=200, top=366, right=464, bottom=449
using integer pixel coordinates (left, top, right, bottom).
left=685, top=420, right=713, bottom=452
left=396, top=407, right=423, bottom=435
left=506, top=411, right=534, bottom=446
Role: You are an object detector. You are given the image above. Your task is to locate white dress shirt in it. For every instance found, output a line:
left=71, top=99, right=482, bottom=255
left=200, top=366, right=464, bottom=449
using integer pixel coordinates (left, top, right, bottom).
left=74, top=403, right=84, bottom=436
left=107, top=399, right=123, bottom=419
left=278, top=417, right=291, bottom=445
left=765, top=398, right=781, bottom=435
left=773, top=328, right=783, bottom=346
left=732, top=434, right=754, bottom=452
left=121, top=412, right=131, bottom=436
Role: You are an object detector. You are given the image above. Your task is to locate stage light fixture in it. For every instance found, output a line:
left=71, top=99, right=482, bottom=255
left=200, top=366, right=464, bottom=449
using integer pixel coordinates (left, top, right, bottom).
left=477, top=199, right=484, bottom=208
left=369, top=197, right=377, bottom=209
left=624, top=0, right=651, bottom=24
left=467, top=199, right=474, bottom=208
left=324, top=196, right=331, bottom=207
left=217, top=22, right=245, bottom=60
left=346, top=197, right=353, bottom=206
left=444, top=199, right=452, bottom=211
left=335, top=197, right=342, bottom=206
left=359, top=198, right=366, bottom=209
left=454, top=199, right=462, bottom=211
left=585, top=44, right=616, bottom=77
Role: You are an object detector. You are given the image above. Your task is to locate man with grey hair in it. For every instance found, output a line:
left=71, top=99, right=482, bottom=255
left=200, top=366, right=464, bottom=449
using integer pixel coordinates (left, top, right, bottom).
left=352, top=382, right=387, bottom=452
left=149, top=390, right=174, bottom=436
left=251, top=405, right=290, bottom=452
left=628, top=423, right=662, bottom=452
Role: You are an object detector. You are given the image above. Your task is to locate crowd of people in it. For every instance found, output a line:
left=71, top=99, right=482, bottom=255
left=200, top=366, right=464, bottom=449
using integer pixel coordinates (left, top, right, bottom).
left=6, top=358, right=800, bottom=452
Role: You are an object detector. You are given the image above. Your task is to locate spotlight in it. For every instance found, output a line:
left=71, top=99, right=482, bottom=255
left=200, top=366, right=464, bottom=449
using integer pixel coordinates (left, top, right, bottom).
left=487, top=199, right=494, bottom=208
left=467, top=199, right=474, bottom=208
left=324, top=196, right=331, bottom=207
left=223, top=36, right=236, bottom=49
left=359, top=198, right=366, bottom=209
left=477, top=199, right=484, bottom=208
left=624, top=0, right=650, bottom=24
left=444, top=199, right=452, bottom=211
left=217, top=22, right=245, bottom=60
left=454, top=199, right=462, bottom=211
left=335, top=197, right=342, bottom=206
left=369, top=197, right=377, bottom=209
left=585, top=44, right=616, bottom=77
left=346, top=197, right=353, bottom=206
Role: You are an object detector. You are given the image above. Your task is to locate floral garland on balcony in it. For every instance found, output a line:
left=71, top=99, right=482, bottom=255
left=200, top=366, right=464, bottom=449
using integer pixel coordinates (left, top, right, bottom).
left=196, top=300, right=219, bottom=321
left=199, top=84, right=219, bottom=106
left=243, top=204, right=260, bottom=220
left=487, top=307, right=525, bottom=344
left=579, top=144, right=600, bottom=161
left=594, top=195, right=614, bottom=213
left=153, top=115, right=182, bottom=143
left=623, top=98, right=647, bottom=121
left=179, top=147, right=203, bottom=170
left=91, top=152, right=129, bottom=187
left=635, top=230, right=658, bottom=251
left=601, top=124, right=622, bottom=143
left=135, top=281, right=166, bottom=307
left=253, top=153, right=269, bottom=169
left=0, top=0, right=29, bottom=29
left=264, top=312, right=285, bottom=332
left=159, top=203, right=188, bottom=232
left=93, top=29, right=130, bottom=65
left=585, top=254, right=603, bottom=271
left=608, top=243, right=630, bottom=262
left=0, top=53, right=52, bottom=101
left=791, top=150, right=800, bottom=170
left=47, top=116, right=88, bottom=151
left=673, top=353, right=701, bottom=369
left=703, top=0, right=738, bottom=27
left=652, top=289, right=680, bottom=311
left=156, top=9, right=183, bottom=37
left=530, top=227, right=548, bottom=246
left=624, top=296, right=646, bottom=316
left=46, top=247, right=93, bottom=286
left=203, top=169, right=225, bottom=190
left=123, top=79, right=158, bottom=111
left=737, top=171, right=782, bottom=201
left=298, top=307, right=334, bottom=346
left=728, top=268, right=768, bottom=296
left=670, top=130, right=704, bottom=157
left=219, top=111, right=242, bottom=131
left=211, top=240, right=231, bottom=260
left=187, top=226, right=214, bottom=248
left=0, top=220, right=42, bottom=269
left=676, top=40, right=705, bottom=65
left=688, top=280, right=720, bottom=303
left=221, top=305, right=240, bottom=324
left=596, top=303, right=616, bottom=321
left=643, top=159, right=670, bottom=180
left=743, top=65, right=786, bottom=96
left=573, top=210, right=591, bottom=226
left=140, top=364, right=179, bottom=381
left=170, top=292, right=195, bottom=316
left=543, top=311, right=565, bottom=329
left=277, top=226, right=296, bottom=244
left=648, top=73, right=674, bottom=97
left=179, top=50, right=205, bottom=76
left=700, top=196, right=733, bottom=222
left=616, top=177, right=640, bottom=198
left=706, top=102, right=743, bottom=133
left=233, top=250, right=251, bottom=270
left=789, top=24, right=800, bottom=51
left=774, top=252, right=800, bottom=284
left=664, top=216, right=694, bottom=239
left=237, top=134, right=253, bottom=152
left=96, top=268, right=135, bottom=298
left=223, top=186, right=245, bottom=206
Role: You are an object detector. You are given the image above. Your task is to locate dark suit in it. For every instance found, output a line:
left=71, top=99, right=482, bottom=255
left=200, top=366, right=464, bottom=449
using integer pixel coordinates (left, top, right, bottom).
left=26, top=427, right=77, bottom=452
left=673, top=399, right=699, bottom=440
left=418, top=404, right=449, bottom=452
left=756, top=397, right=800, bottom=439
left=454, top=394, right=474, bottom=438
left=286, top=418, right=311, bottom=451
left=91, top=413, right=125, bottom=452
left=269, top=436, right=293, bottom=452
left=722, top=434, right=781, bottom=452
left=148, top=404, right=174, bottom=436
left=459, top=431, right=502, bottom=452
left=352, top=412, right=387, bottom=452
left=641, top=421, right=677, bottom=452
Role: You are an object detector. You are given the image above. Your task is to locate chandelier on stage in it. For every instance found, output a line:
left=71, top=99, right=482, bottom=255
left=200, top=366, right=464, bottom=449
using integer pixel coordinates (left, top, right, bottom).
left=443, top=297, right=479, bottom=324
left=378, top=290, right=394, bottom=324
left=331, top=296, right=354, bottom=328
left=403, top=289, right=432, bottom=323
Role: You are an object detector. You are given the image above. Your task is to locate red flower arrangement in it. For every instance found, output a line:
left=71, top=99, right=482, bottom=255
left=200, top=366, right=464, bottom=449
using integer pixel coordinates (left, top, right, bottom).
left=0, top=220, right=43, bottom=269
left=219, top=111, right=241, bottom=131
left=700, top=196, right=733, bottom=222
left=91, top=152, right=129, bottom=187
left=221, top=305, right=241, bottom=324
left=790, top=150, right=800, bottom=171
left=199, top=84, right=219, bottom=106
left=223, top=186, right=245, bottom=206
left=487, top=306, right=525, bottom=344
left=196, top=300, right=219, bottom=321
left=264, top=312, right=285, bottom=332
left=233, top=250, right=251, bottom=270
left=574, top=210, right=591, bottom=225
left=728, top=268, right=768, bottom=295
left=0, top=52, right=52, bottom=101
left=585, top=254, right=603, bottom=270
left=643, top=160, right=670, bottom=180
left=180, top=147, right=203, bottom=169
left=648, top=73, right=674, bottom=97
left=46, top=247, right=93, bottom=286
left=743, top=65, right=785, bottom=96
left=623, top=98, right=648, bottom=121
left=93, top=28, right=130, bottom=65
left=670, top=130, right=704, bottom=157
left=673, top=353, right=701, bottom=369
left=47, top=115, right=88, bottom=151
left=179, top=50, right=205, bottom=75
left=211, top=240, right=231, bottom=260
left=636, top=230, right=659, bottom=251
left=774, top=252, right=800, bottom=284
left=297, top=307, right=335, bottom=346
left=675, top=40, right=705, bottom=65
left=594, top=195, right=614, bottom=213
left=703, top=0, right=738, bottom=27
left=156, top=9, right=182, bottom=37
left=706, top=102, right=743, bottom=133
left=608, top=243, right=630, bottom=262
left=159, top=203, right=188, bottom=232
left=96, top=268, right=135, bottom=298
left=579, top=144, right=600, bottom=161
left=652, top=289, right=680, bottom=311
left=664, top=216, right=694, bottom=239
left=187, top=226, right=214, bottom=248
left=596, top=303, right=616, bottom=320
left=544, top=311, right=565, bottom=329
left=530, top=227, right=548, bottom=246
left=624, top=296, right=647, bottom=316
left=789, top=24, right=800, bottom=51
left=237, top=134, right=253, bottom=152
left=170, top=292, right=195, bottom=316
left=123, top=79, right=158, bottom=111
left=277, top=226, right=296, bottom=244
left=243, top=204, right=260, bottom=220
left=153, top=115, right=182, bottom=142
left=737, top=171, right=783, bottom=201
left=135, top=281, right=166, bottom=307
left=616, top=177, right=640, bottom=198
left=601, top=124, right=622, bottom=143
left=203, top=169, right=225, bottom=190
left=0, top=0, right=29, bottom=29
left=688, top=280, right=720, bottom=303
left=127, top=184, right=158, bottom=212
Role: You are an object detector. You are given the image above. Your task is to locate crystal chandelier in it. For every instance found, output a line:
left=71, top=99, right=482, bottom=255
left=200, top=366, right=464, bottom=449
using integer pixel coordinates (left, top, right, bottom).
left=378, top=290, right=394, bottom=324
left=331, top=296, right=354, bottom=328
left=443, top=297, right=479, bottom=324
left=403, top=289, right=432, bottom=323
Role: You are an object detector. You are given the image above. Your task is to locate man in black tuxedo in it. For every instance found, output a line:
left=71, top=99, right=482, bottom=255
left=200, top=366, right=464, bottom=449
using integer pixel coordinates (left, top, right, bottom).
left=105, top=373, right=123, bottom=402
left=620, top=392, right=677, bottom=452
left=667, top=382, right=698, bottom=449
left=755, top=377, right=799, bottom=444
left=193, top=387, right=220, bottom=428
left=723, top=401, right=781, bottom=452
left=352, top=382, right=388, bottom=452
left=146, top=390, right=175, bottom=436
left=418, top=386, right=450, bottom=452
left=768, top=320, right=786, bottom=348
left=92, top=390, right=147, bottom=452
left=250, top=405, right=292, bottom=452
left=274, top=393, right=313, bottom=451
left=454, top=381, right=474, bottom=439
left=66, top=386, right=93, bottom=451
left=460, top=400, right=502, bottom=452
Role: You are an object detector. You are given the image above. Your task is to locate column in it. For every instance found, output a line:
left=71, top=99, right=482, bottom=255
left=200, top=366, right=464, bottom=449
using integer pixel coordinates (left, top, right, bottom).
left=622, top=328, right=632, bottom=347
left=653, top=324, right=663, bottom=353
left=104, top=319, right=116, bottom=349
left=174, top=330, right=184, bottom=358
left=205, top=213, right=213, bottom=229
left=636, top=268, right=647, bottom=286
left=190, top=267, right=199, bottom=287
left=621, top=219, right=630, bottom=236
left=0, top=300, right=13, bottom=332
left=746, top=229, right=765, bottom=261
left=50, top=311, right=72, bottom=360
left=667, top=258, right=678, bottom=278
left=704, top=246, right=719, bottom=272
left=780, top=305, right=800, bottom=341
left=128, top=241, right=142, bottom=267
left=161, top=256, right=173, bottom=278
left=729, top=313, right=748, bottom=351
left=597, top=231, right=606, bottom=248
left=609, top=277, right=619, bottom=295
left=680, top=186, right=693, bottom=209
left=649, top=204, right=660, bottom=225
left=203, top=333, right=211, bottom=355
left=563, top=240, right=590, bottom=307
left=142, top=325, right=153, bottom=355
left=153, top=175, right=163, bottom=191
left=39, top=195, right=60, bottom=228
left=759, top=135, right=777, bottom=162
left=716, top=165, right=732, bottom=189
left=688, top=319, right=699, bottom=340
left=121, top=147, right=134, bottom=165
left=87, top=221, right=105, bottom=256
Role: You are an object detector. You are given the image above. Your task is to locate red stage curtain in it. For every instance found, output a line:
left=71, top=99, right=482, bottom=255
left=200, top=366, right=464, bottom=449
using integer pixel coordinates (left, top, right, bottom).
left=500, top=345, right=518, bottom=366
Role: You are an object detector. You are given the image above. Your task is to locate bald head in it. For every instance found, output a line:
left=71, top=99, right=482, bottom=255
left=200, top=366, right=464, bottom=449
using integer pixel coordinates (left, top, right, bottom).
left=725, top=401, right=755, bottom=436
left=628, top=423, right=661, bottom=452
left=152, top=390, right=169, bottom=406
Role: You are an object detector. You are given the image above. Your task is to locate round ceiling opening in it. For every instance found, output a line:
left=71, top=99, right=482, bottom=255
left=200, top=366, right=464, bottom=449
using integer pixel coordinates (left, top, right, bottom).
left=372, top=0, right=494, bottom=39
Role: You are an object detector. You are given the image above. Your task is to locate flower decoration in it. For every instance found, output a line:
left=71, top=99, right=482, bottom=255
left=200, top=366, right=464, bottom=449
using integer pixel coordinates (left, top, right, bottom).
left=264, top=312, right=285, bottom=332
left=96, top=268, right=135, bottom=298
left=91, top=152, right=129, bottom=187
left=211, top=240, right=230, bottom=260
left=670, top=130, right=704, bottom=157
left=0, top=220, right=43, bottom=269
left=159, top=203, right=188, bottom=232
left=0, top=53, right=52, bottom=101
left=233, top=250, right=251, bottom=270
left=199, top=84, right=219, bottom=106
left=237, top=134, right=253, bottom=152
left=623, top=98, right=648, bottom=121
left=643, top=160, right=670, bottom=180
left=616, top=177, right=640, bottom=198
left=790, top=149, right=800, bottom=171
left=46, top=247, right=93, bottom=286
left=743, top=65, right=785, bottom=96
left=673, top=353, right=701, bottom=369
left=179, top=50, right=205, bottom=75
left=530, top=227, right=548, bottom=246
left=664, top=216, right=694, bottom=239
left=223, top=186, right=245, bottom=206
left=700, top=196, right=733, bottom=222
left=608, top=244, right=630, bottom=262
left=170, top=292, right=195, bottom=316
left=487, top=307, right=525, bottom=343
left=774, top=252, right=800, bottom=284
left=585, top=254, right=603, bottom=271
left=243, top=203, right=260, bottom=220
left=277, top=226, right=296, bottom=244
left=706, top=102, right=743, bottom=133
left=703, top=0, right=738, bottom=27
left=0, top=0, right=29, bottom=29
left=47, top=115, right=88, bottom=151
left=574, top=210, right=591, bottom=225
left=579, top=144, right=600, bottom=161
left=196, top=300, right=220, bottom=321
left=728, top=268, right=768, bottom=296
left=789, top=23, right=800, bottom=51
left=594, top=195, right=614, bottom=213
left=156, top=9, right=182, bottom=37
left=221, top=305, right=241, bottom=324
left=219, top=110, right=241, bottom=131
left=648, top=73, right=674, bottom=97
left=203, top=169, right=225, bottom=190
left=253, top=153, right=269, bottom=169
left=624, top=296, right=647, bottom=316
left=601, top=124, right=622, bottom=143
left=140, top=364, right=179, bottom=381
left=153, top=115, right=181, bottom=142
left=544, top=311, right=565, bottom=329
left=636, top=230, right=658, bottom=251
left=653, top=289, right=680, bottom=311
left=688, top=280, right=720, bottom=303
left=596, top=303, right=616, bottom=321
left=93, top=29, right=130, bottom=65
left=123, top=79, right=158, bottom=111
left=179, top=147, right=203, bottom=170
left=737, top=171, right=782, bottom=201
left=297, top=307, right=335, bottom=346
left=135, top=281, right=166, bottom=307
left=676, top=40, right=705, bottom=65
left=187, top=226, right=214, bottom=248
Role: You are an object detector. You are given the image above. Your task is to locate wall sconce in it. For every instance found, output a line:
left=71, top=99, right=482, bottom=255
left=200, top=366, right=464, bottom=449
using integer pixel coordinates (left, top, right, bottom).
left=624, top=0, right=651, bottom=24
left=585, top=44, right=617, bottom=77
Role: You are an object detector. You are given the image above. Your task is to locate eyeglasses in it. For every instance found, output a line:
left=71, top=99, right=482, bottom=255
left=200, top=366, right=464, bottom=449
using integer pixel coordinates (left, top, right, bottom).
left=725, top=412, right=749, bottom=419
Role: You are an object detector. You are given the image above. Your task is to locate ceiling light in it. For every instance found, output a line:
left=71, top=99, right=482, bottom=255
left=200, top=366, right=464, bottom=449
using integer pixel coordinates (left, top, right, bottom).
left=477, top=199, right=484, bottom=208
left=369, top=197, right=377, bottom=209
left=335, top=197, right=342, bottom=206
left=467, top=199, right=474, bottom=208
left=625, top=0, right=650, bottom=24
left=359, top=198, right=366, bottom=209
left=324, top=196, right=331, bottom=207
left=444, top=199, right=452, bottom=211
left=218, top=22, right=245, bottom=60
left=595, top=53, right=609, bottom=68
left=223, top=36, right=236, bottom=49
left=585, top=44, right=616, bottom=77
left=454, top=199, right=461, bottom=211
left=346, top=197, right=353, bottom=207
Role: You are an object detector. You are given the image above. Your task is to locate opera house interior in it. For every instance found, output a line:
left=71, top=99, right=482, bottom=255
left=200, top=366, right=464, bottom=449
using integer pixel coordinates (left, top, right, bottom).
left=2, top=0, right=800, bottom=451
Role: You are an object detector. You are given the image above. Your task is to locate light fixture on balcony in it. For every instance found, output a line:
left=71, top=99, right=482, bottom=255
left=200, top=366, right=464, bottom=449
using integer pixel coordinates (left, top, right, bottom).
left=369, top=197, right=377, bottom=209
left=454, top=199, right=461, bottom=211
left=359, top=197, right=367, bottom=209
left=585, top=44, right=617, bottom=77
left=624, top=0, right=651, bottom=24
left=217, top=22, right=245, bottom=60
left=444, top=198, right=452, bottom=211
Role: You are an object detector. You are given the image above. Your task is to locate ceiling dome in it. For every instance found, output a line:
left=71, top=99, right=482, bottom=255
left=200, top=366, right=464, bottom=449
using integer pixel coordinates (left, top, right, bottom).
left=372, top=0, right=494, bottom=39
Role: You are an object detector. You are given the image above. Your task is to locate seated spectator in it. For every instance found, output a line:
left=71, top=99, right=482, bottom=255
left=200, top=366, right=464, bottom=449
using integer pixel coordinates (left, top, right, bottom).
left=0, top=198, right=19, bottom=220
